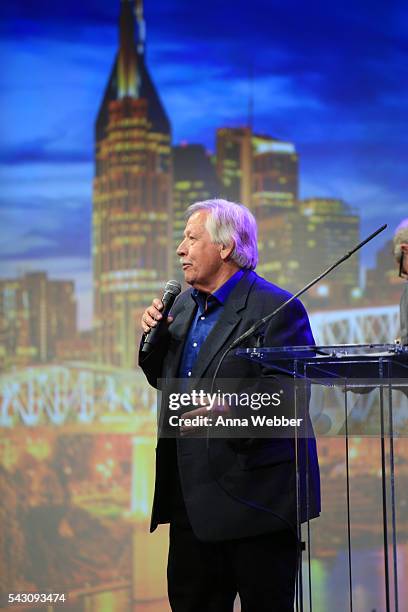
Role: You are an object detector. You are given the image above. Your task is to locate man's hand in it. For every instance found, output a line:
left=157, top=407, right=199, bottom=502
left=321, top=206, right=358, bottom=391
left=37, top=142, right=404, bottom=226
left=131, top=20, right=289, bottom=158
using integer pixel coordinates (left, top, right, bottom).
left=141, top=298, right=174, bottom=334
left=180, top=401, right=230, bottom=436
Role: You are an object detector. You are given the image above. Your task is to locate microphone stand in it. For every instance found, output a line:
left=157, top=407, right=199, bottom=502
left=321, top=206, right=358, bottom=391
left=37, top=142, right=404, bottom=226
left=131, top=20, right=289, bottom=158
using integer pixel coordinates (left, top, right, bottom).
left=211, top=223, right=387, bottom=390
left=204, top=222, right=387, bottom=594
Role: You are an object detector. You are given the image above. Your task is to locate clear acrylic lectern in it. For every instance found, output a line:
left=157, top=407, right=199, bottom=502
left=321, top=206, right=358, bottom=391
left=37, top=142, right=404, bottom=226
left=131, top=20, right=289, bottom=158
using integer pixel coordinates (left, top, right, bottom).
left=235, top=343, right=408, bottom=612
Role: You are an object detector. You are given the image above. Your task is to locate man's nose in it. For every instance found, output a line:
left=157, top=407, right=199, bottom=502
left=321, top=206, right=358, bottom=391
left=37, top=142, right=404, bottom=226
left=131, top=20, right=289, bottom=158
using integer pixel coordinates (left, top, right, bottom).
left=177, top=238, right=187, bottom=256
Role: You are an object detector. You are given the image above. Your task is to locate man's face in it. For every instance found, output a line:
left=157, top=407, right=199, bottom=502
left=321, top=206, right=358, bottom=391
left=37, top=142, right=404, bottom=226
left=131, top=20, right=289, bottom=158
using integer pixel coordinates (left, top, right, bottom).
left=176, top=211, right=225, bottom=290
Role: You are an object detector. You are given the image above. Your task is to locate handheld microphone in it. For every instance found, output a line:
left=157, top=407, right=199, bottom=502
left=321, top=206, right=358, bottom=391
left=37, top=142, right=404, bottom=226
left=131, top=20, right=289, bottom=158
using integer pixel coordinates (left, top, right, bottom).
left=141, top=280, right=181, bottom=353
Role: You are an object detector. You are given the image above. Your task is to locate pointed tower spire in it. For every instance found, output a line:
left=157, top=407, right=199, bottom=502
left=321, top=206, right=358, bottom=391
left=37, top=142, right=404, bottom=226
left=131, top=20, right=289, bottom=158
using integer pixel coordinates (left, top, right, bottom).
left=135, top=0, right=146, bottom=56
left=117, top=0, right=139, bottom=98
left=248, top=62, right=254, bottom=129
left=93, top=0, right=172, bottom=368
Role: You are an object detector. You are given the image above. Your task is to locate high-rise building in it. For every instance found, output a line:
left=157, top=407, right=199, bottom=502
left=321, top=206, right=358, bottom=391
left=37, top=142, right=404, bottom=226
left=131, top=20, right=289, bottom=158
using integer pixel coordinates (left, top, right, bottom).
left=250, top=135, right=301, bottom=290
left=255, top=211, right=304, bottom=293
left=252, top=134, right=298, bottom=218
left=0, top=272, right=77, bottom=369
left=216, top=127, right=252, bottom=205
left=299, top=198, right=360, bottom=307
left=0, top=279, right=31, bottom=369
left=172, top=144, right=219, bottom=283
left=93, top=0, right=172, bottom=367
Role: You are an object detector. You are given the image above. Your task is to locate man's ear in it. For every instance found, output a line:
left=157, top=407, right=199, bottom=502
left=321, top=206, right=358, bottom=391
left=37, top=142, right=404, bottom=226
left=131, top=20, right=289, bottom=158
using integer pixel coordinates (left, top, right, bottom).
left=220, top=241, right=235, bottom=261
left=401, top=243, right=408, bottom=254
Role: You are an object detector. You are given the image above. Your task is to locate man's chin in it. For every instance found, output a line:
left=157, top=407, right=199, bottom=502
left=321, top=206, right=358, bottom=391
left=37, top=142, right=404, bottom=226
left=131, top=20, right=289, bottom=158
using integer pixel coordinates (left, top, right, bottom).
left=182, top=269, right=195, bottom=285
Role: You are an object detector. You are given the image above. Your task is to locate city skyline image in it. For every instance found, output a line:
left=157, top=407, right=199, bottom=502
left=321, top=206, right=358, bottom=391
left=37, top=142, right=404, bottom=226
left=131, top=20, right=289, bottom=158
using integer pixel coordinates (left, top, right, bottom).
left=1, top=1, right=407, bottom=610
left=1, top=0, right=407, bottom=334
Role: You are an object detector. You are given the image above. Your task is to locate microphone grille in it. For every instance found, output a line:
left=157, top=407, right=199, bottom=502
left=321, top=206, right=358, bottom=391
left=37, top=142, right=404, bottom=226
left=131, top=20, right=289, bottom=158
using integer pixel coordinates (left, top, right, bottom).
left=164, top=280, right=182, bottom=296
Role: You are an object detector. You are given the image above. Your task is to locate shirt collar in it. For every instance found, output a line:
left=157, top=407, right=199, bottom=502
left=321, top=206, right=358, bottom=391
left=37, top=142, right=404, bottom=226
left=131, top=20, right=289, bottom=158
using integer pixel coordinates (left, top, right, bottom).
left=191, top=269, right=245, bottom=309
left=213, top=268, right=245, bottom=304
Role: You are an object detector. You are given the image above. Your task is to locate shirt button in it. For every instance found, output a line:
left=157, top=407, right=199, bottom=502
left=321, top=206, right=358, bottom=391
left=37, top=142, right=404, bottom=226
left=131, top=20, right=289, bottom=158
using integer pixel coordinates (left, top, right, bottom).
left=188, top=371, right=192, bottom=377
left=200, top=316, right=205, bottom=320
left=193, top=342, right=197, bottom=347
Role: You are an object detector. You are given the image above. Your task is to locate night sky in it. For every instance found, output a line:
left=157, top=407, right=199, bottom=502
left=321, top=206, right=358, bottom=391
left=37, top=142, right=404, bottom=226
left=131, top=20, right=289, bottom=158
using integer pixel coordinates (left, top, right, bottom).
left=0, top=0, right=407, bottom=327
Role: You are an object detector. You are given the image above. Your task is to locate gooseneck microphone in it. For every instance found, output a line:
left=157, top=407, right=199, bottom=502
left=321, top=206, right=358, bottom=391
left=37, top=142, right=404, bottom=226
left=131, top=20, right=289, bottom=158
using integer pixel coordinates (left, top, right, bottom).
left=229, top=223, right=388, bottom=354
left=141, top=280, right=181, bottom=353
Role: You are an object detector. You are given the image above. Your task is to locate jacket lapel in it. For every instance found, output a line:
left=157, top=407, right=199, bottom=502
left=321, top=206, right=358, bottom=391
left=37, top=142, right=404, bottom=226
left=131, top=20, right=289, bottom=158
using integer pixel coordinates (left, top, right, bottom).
left=191, top=270, right=257, bottom=379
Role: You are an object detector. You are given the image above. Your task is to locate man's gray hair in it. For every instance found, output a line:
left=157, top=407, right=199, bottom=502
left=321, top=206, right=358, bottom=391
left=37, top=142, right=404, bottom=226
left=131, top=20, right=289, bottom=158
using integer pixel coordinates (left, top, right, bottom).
left=393, top=218, right=408, bottom=261
left=186, top=198, right=258, bottom=270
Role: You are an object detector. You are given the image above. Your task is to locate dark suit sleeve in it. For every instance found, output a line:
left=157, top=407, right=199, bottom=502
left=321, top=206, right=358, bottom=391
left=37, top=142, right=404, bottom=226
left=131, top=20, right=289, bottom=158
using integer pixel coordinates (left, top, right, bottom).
left=138, top=293, right=187, bottom=388
left=138, top=332, right=170, bottom=389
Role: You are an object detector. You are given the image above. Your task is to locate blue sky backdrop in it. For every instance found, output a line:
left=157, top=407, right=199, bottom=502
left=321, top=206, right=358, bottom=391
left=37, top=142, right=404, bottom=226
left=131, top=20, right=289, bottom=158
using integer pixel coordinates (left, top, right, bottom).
left=0, top=0, right=407, bottom=327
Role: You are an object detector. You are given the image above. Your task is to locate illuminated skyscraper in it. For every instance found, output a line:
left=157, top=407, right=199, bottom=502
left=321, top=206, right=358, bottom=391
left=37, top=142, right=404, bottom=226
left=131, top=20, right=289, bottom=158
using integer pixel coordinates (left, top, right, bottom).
left=0, top=272, right=77, bottom=369
left=172, top=144, right=219, bottom=283
left=255, top=211, right=304, bottom=292
left=299, top=198, right=360, bottom=306
left=216, top=127, right=252, bottom=205
left=250, top=134, right=301, bottom=290
left=93, top=0, right=172, bottom=367
left=252, top=134, right=298, bottom=217
left=0, top=278, right=32, bottom=369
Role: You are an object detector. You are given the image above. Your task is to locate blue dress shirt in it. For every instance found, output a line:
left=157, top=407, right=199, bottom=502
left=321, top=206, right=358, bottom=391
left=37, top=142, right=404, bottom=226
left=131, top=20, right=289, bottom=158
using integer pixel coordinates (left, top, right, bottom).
left=178, top=269, right=245, bottom=378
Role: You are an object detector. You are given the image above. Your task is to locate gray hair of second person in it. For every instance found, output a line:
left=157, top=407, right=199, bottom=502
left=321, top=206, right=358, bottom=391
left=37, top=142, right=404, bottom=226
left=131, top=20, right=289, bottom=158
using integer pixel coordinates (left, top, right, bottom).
left=186, top=199, right=258, bottom=270
left=393, top=218, right=408, bottom=262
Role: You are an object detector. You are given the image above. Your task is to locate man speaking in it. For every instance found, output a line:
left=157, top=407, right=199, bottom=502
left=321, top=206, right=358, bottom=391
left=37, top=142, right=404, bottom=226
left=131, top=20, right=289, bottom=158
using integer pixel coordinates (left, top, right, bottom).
left=139, top=199, right=320, bottom=611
